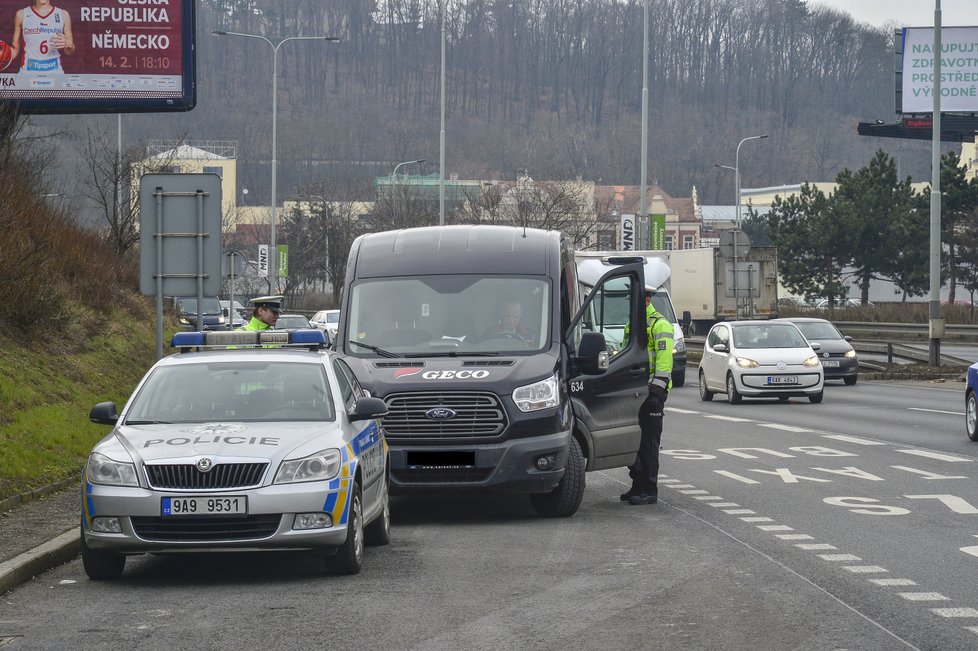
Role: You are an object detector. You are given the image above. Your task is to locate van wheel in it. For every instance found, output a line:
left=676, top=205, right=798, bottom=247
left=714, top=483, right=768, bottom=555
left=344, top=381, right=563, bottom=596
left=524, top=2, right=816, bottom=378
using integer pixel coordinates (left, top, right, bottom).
left=726, top=374, right=743, bottom=405
left=326, top=486, right=364, bottom=575
left=967, top=391, right=978, bottom=441
left=530, top=437, right=585, bottom=518
left=81, top=532, right=125, bottom=580
left=364, top=476, right=390, bottom=547
left=698, top=371, right=714, bottom=402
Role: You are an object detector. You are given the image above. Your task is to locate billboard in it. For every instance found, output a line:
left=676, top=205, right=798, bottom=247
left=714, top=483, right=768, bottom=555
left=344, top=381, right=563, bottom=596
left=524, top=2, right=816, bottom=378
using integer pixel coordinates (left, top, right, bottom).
left=897, top=26, right=978, bottom=114
left=620, top=213, right=635, bottom=251
left=0, top=0, right=195, bottom=113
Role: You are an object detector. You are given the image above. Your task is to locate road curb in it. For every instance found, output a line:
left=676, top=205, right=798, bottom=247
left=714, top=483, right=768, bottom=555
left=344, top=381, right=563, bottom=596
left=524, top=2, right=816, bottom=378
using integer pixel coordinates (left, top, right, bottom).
left=0, top=528, right=80, bottom=595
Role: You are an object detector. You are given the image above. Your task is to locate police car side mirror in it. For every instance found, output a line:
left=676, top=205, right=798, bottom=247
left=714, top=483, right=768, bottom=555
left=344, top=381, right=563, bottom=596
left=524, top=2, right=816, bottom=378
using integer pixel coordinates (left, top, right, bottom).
left=577, top=331, right=610, bottom=375
left=89, top=402, right=119, bottom=426
left=350, top=396, right=389, bottom=422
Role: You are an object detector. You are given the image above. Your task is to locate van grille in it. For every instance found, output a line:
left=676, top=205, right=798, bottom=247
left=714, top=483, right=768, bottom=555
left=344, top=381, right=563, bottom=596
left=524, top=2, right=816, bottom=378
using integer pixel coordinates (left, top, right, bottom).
left=383, top=392, right=507, bottom=439
left=145, top=463, right=268, bottom=490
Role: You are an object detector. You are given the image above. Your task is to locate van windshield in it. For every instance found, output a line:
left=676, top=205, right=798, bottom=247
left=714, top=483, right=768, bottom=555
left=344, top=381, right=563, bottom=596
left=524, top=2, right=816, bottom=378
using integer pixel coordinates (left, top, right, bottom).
left=347, top=276, right=550, bottom=355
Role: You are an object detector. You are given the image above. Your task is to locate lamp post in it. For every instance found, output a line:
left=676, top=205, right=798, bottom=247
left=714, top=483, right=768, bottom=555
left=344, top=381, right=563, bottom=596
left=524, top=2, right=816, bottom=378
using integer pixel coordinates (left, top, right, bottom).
left=392, top=159, right=425, bottom=223
left=715, top=134, right=767, bottom=317
left=212, top=30, right=338, bottom=294
left=639, top=0, right=650, bottom=224
left=439, top=1, right=446, bottom=226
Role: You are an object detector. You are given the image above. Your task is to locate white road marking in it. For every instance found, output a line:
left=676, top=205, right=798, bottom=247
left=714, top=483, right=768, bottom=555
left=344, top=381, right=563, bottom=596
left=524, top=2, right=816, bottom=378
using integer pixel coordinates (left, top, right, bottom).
left=740, top=517, right=773, bottom=522
left=898, top=592, right=949, bottom=602
left=897, top=449, right=972, bottom=463
left=892, top=466, right=968, bottom=480
left=908, top=407, right=965, bottom=416
left=797, top=543, right=837, bottom=550
left=776, top=533, right=814, bottom=540
left=843, top=566, right=888, bottom=573
left=759, top=423, right=812, bottom=432
left=665, top=407, right=700, bottom=414
left=965, top=626, right=978, bottom=635
left=723, top=509, right=755, bottom=515
left=692, top=496, right=724, bottom=501
left=869, top=578, right=917, bottom=586
left=715, top=470, right=761, bottom=484
left=659, top=479, right=682, bottom=484
left=668, top=484, right=696, bottom=489
left=704, top=414, right=754, bottom=422
left=709, top=502, right=739, bottom=507
left=757, top=525, right=794, bottom=532
left=677, top=489, right=709, bottom=494
left=930, top=608, right=978, bottom=618
left=819, top=553, right=862, bottom=562
left=821, top=434, right=887, bottom=446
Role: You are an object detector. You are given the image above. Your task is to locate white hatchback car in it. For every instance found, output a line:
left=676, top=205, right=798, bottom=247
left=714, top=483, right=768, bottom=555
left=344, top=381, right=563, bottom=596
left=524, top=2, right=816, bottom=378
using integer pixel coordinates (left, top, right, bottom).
left=311, top=309, right=340, bottom=340
left=83, top=329, right=390, bottom=579
left=699, top=321, right=824, bottom=404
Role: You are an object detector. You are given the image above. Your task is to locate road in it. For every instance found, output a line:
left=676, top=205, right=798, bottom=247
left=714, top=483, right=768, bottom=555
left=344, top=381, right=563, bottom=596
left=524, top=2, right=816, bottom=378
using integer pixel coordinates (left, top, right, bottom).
left=1, top=379, right=977, bottom=650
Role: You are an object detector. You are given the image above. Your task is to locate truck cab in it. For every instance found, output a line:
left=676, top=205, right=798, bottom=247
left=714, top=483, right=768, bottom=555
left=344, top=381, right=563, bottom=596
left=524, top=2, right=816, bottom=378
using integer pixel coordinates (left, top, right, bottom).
left=337, top=226, right=648, bottom=517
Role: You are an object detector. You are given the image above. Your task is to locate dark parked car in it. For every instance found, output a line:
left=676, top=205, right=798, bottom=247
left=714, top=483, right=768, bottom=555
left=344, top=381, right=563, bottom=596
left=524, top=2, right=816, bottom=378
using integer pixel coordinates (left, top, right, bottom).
left=778, top=317, right=858, bottom=385
left=173, top=297, right=228, bottom=331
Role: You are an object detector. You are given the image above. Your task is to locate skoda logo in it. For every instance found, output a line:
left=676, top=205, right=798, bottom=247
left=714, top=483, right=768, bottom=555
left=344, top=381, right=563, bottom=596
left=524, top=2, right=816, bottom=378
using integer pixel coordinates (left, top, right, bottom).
left=196, top=457, right=214, bottom=473
left=776, top=361, right=787, bottom=370
left=425, top=408, right=457, bottom=420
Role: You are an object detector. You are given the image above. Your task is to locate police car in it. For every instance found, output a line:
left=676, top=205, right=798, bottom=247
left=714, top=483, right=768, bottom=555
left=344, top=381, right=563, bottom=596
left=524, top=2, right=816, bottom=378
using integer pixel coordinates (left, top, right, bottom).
left=82, top=329, right=390, bottom=579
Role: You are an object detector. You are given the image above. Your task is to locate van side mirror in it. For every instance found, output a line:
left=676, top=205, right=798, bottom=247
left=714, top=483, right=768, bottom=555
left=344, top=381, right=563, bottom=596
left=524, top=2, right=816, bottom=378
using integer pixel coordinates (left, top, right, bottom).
left=90, top=402, right=119, bottom=425
left=577, top=331, right=610, bottom=375
left=350, top=396, right=389, bottom=422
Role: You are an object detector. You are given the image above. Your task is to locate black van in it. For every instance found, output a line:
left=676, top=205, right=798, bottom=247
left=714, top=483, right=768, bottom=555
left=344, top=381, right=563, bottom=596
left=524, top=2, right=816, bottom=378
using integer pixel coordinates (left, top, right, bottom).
left=338, top=226, right=649, bottom=517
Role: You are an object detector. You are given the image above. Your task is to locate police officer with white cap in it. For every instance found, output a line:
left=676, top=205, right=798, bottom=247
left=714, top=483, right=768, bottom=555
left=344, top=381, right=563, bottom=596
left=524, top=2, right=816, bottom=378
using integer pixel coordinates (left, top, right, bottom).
left=240, top=295, right=283, bottom=331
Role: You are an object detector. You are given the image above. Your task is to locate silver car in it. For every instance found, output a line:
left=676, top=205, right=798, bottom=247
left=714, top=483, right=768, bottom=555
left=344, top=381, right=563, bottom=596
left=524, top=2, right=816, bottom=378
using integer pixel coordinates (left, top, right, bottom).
left=82, top=329, right=390, bottom=579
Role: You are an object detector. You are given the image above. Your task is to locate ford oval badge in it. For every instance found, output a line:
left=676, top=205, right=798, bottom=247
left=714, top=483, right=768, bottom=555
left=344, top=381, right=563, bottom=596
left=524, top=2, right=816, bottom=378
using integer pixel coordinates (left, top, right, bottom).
left=425, top=407, right=457, bottom=420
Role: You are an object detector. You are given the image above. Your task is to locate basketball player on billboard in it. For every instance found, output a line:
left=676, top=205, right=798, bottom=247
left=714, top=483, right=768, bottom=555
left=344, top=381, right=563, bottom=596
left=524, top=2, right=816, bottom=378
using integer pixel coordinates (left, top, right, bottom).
left=9, top=0, right=74, bottom=74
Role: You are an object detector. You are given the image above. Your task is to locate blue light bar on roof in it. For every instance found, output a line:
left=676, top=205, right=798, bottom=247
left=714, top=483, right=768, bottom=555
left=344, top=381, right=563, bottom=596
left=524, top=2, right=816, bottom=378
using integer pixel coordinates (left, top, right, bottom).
left=170, top=329, right=327, bottom=349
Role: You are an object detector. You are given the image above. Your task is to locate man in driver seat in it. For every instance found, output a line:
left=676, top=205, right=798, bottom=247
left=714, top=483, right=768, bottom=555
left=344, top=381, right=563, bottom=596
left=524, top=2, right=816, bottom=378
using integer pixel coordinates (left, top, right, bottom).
left=480, top=299, right=533, bottom=345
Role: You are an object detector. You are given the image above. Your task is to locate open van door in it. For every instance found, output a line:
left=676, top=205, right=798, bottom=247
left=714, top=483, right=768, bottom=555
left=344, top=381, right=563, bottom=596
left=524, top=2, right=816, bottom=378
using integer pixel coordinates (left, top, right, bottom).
left=566, top=261, right=647, bottom=471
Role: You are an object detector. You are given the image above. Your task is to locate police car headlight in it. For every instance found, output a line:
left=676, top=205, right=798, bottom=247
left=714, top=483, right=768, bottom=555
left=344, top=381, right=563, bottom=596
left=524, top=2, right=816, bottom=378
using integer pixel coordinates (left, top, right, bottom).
left=275, top=449, right=342, bottom=484
left=673, top=338, right=686, bottom=354
left=86, top=452, right=139, bottom=487
left=513, top=372, right=559, bottom=412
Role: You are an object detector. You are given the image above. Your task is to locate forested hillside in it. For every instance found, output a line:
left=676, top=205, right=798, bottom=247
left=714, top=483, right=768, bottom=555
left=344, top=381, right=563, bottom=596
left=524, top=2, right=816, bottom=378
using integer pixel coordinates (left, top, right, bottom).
left=40, top=0, right=939, bottom=208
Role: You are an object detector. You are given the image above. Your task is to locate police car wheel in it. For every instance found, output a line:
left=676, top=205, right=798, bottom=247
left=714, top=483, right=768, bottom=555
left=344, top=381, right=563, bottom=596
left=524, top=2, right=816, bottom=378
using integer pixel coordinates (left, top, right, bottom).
left=81, top=532, right=125, bottom=580
left=364, top=476, right=391, bottom=547
left=326, top=486, right=364, bottom=575
left=529, top=437, right=585, bottom=518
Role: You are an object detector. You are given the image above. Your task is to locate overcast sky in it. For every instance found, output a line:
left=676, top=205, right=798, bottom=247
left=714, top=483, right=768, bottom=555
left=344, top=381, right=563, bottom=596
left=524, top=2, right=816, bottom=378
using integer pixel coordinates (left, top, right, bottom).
left=810, top=0, right=976, bottom=29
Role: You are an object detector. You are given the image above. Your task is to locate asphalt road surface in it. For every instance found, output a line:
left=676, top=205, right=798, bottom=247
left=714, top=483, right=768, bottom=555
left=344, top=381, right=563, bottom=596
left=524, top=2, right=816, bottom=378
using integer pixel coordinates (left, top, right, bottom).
left=1, top=379, right=976, bottom=650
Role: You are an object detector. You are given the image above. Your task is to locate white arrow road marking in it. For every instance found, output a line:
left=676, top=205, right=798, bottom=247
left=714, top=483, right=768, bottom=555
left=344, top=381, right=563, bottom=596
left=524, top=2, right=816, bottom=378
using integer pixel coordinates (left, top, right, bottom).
left=897, top=449, right=972, bottom=463
left=908, top=407, right=965, bottom=416
left=959, top=535, right=978, bottom=559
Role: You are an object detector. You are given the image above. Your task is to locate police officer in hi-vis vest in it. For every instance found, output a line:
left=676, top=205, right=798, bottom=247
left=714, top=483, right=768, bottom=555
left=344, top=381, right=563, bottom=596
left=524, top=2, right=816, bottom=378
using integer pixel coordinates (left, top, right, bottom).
left=621, top=289, right=673, bottom=505
left=240, top=295, right=282, bottom=331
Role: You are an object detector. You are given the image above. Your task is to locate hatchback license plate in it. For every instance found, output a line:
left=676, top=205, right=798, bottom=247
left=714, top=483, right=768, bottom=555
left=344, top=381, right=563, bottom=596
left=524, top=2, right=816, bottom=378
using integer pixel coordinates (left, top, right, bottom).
left=822, top=360, right=840, bottom=367
left=162, top=496, right=247, bottom=516
left=767, top=375, right=799, bottom=385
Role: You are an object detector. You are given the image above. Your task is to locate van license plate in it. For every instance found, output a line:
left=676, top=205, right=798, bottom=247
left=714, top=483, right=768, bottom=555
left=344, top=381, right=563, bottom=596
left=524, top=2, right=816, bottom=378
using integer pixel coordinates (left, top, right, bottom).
left=767, top=376, right=798, bottom=385
left=162, top=496, right=247, bottom=516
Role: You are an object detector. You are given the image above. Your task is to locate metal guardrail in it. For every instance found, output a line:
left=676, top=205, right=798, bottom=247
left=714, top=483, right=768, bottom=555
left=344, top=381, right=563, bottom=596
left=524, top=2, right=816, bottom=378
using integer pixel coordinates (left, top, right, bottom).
left=833, top=321, right=978, bottom=337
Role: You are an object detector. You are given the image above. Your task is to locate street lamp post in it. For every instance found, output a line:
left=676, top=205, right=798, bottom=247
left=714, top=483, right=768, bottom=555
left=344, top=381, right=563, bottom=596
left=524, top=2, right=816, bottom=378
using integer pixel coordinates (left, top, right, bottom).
left=212, top=30, right=338, bottom=294
left=392, top=159, right=426, bottom=223
left=715, top=134, right=767, bottom=317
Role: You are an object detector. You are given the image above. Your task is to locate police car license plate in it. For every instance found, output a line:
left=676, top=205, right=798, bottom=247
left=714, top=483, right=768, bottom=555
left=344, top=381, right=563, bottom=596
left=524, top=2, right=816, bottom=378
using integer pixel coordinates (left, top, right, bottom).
left=162, top=496, right=247, bottom=516
left=822, top=360, right=840, bottom=367
left=767, top=376, right=798, bottom=385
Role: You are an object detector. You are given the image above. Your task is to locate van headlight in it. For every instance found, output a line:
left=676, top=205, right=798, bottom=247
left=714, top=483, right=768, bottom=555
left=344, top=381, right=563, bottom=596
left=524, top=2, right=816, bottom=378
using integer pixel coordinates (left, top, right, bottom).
left=275, top=449, right=342, bottom=484
left=513, top=373, right=559, bottom=412
left=673, top=338, right=686, bottom=354
left=86, top=452, right=139, bottom=487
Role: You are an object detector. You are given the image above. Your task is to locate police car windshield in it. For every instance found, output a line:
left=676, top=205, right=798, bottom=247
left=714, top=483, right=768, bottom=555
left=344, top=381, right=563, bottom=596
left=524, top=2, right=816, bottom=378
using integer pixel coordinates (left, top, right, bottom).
left=348, top=275, right=550, bottom=355
left=124, top=362, right=336, bottom=423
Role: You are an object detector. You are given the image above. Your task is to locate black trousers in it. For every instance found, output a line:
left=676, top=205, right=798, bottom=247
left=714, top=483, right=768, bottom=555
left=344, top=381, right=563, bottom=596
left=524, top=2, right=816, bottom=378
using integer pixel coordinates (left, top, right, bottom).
left=628, top=392, right=665, bottom=494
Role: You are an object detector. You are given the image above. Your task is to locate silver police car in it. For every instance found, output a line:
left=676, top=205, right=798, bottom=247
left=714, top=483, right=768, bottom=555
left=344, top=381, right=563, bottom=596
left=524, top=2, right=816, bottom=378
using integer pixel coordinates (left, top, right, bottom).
left=82, top=329, right=390, bottom=579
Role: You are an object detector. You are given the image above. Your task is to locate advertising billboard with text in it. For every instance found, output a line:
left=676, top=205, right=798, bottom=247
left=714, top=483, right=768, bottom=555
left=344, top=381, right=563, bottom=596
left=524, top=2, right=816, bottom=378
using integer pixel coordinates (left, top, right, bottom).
left=0, top=0, right=194, bottom=113
left=898, top=26, right=978, bottom=114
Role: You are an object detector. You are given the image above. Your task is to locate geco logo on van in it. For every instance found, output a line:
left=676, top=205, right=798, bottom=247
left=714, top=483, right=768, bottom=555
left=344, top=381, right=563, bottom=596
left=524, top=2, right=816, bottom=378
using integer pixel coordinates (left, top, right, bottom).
left=419, top=370, right=490, bottom=380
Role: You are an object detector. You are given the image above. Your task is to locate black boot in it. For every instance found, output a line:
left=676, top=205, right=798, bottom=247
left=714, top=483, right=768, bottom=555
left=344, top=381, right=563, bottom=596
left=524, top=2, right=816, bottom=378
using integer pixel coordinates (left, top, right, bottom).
left=628, top=492, right=658, bottom=505
left=619, top=486, right=640, bottom=502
